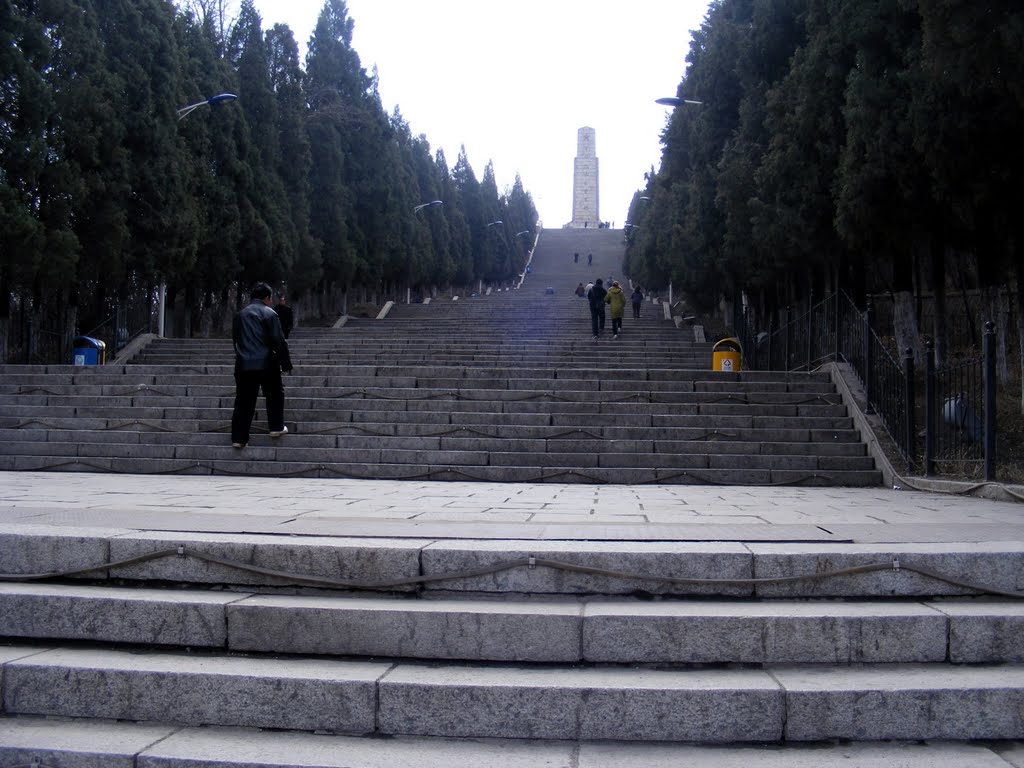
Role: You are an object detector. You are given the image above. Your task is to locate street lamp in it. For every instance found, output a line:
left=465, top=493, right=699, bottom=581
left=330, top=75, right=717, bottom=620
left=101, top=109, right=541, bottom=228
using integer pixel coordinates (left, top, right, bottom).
left=160, top=93, right=238, bottom=336
left=414, top=200, right=443, bottom=213
left=177, top=92, right=238, bottom=120
left=655, top=97, right=702, bottom=107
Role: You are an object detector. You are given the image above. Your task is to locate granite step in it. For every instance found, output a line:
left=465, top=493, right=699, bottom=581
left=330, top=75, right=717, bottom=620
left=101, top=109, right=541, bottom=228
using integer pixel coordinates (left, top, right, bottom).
left=3, top=716, right=1015, bottom=768
left=1, top=645, right=1021, bottom=741
left=2, top=584, right=1022, bottom=664
left=3, top=527, right=1019, bottom=599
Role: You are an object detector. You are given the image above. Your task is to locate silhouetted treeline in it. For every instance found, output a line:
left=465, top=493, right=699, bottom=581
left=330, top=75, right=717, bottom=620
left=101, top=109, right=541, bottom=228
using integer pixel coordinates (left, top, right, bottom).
left=1, top=0, right=537, bottom=348
left=624, top=0, right=1023, bottom=371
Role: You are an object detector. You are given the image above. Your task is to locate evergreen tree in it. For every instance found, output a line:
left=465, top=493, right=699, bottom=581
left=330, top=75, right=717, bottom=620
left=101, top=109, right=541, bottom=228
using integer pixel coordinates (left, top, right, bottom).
left=0, top=0, right=64, bottom=301
left=305, top=0, right=362, bottom=288
left=266, top=21, right=321, bottom=295
left=93, top=0, right=192, bottom=287
left=229, top=0, right=294, bottom=285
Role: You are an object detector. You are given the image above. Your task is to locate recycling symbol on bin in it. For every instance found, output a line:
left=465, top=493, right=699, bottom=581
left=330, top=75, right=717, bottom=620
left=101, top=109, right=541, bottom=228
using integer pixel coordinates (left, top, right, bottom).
left=721, top=357, right=733, bottom=371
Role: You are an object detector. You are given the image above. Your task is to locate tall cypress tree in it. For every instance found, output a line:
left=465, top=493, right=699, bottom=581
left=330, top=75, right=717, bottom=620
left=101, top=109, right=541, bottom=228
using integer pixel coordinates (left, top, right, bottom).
left=0, top=0, right=60, bottom=302
left=305, top=0, right=361, bottom=288
left=93, top=0, right=191, bottom=286
left=229, top=0, right=294, bottom=286
left=266, top=21, right=321, bottom=296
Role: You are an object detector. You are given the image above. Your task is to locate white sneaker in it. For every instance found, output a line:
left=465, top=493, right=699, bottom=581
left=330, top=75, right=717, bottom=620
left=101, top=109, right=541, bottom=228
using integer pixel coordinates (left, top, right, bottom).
left=231, top=442, right=246, bottom=449
left=269, top=426, right=289, bottom=438
left=613, top=334, right=619, bottom=339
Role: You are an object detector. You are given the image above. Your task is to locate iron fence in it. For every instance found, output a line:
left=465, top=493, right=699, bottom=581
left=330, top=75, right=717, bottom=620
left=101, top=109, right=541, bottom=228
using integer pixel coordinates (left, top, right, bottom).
left=736, top=291, right=998, bottom=480
left=5, top=289, right=156, bottom=365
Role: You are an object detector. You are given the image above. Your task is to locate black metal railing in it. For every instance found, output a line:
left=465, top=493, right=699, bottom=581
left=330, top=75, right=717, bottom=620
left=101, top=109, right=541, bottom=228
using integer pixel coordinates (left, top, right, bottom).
left=923, top=324, right=996, bottom=480
left=736, top=291, right=998, bottom=480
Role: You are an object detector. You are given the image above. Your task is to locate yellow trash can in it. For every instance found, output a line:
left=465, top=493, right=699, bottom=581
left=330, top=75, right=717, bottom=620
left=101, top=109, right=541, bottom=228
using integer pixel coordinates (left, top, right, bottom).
left=712, top=337, right=742, bottom=372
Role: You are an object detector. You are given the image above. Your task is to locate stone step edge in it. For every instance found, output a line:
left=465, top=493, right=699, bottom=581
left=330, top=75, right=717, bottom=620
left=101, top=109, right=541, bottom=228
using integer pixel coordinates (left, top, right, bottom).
left=2, top=584, right=1020, bottom=664
left=2, top=647, right=1023, bottom=742
left=0, top=715, right=1019, bottom=767
left=0, top=455, right=882, bottom=487
left=0, top=529, right=1013, bottom=598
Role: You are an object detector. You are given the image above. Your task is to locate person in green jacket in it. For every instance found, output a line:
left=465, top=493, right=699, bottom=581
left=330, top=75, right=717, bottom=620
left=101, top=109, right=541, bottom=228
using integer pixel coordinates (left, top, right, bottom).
left=604, top=281, right=626, bottom=339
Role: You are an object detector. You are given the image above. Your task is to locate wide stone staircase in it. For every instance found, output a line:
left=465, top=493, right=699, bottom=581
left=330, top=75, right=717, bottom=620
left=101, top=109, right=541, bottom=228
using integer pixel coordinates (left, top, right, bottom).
left=2, top=485, right=1024, bottom=764
left=3, top=228, right=1022, bottom=765
left=0, top=227, right=880, bottom=486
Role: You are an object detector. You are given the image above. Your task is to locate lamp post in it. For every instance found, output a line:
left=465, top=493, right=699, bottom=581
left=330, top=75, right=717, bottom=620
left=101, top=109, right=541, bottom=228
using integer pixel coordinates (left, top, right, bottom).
left=655, top=97, right=702, bottom=107
left=177, top=92, right=238, bottom=120
left=414, top=200, right=443, bottom=213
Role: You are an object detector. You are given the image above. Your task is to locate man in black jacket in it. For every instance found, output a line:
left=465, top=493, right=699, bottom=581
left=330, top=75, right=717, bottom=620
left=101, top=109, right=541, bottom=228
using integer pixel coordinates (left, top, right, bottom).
left=230, top=283, right=293, bottom=448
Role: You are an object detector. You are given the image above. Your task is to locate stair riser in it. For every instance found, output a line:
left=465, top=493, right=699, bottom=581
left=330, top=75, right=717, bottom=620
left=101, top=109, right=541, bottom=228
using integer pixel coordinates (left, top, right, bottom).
left=3, top=648, right=1023, bottom=741
left=3, top=587, right=1022, bottom=664
left=0, top=531, right=1016, bottom=598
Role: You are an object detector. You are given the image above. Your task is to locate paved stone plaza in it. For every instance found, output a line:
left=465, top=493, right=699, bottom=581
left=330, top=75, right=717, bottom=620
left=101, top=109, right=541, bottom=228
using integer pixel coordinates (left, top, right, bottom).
left=2, top=470, right=1022, bottom=545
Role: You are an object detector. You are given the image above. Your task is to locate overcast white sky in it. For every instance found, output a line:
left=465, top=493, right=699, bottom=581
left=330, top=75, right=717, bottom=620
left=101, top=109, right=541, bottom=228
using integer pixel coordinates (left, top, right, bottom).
left=251, top=0, right=711, bottom=227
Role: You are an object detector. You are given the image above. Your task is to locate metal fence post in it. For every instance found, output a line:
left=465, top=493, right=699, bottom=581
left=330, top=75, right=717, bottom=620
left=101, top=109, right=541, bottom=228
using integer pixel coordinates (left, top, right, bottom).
left=25, top=316, right=33, bottom=364
left=904, top=347, right=915, bottom=472
left=984, top=320, right=997, bottom=481
left=767, top=313, right=774, bottom=372
left=924, top=340, right=935, bottom=477
left=784, top=305, right=791, bottom=371
left=806, top=290, right=814, bottom=372
left=864, top=298, right=874, bottom=412
left=833, top=292, right=841, bottom=362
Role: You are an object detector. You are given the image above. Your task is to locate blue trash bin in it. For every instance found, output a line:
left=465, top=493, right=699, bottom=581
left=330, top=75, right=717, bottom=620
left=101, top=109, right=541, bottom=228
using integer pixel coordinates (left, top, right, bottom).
left=72, top=336, right=106, bottom=366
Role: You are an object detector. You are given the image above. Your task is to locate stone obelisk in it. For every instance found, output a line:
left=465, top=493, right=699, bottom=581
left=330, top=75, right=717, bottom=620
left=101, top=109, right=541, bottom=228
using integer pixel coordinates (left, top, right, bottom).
left=570, top=127, right=599, bottom=228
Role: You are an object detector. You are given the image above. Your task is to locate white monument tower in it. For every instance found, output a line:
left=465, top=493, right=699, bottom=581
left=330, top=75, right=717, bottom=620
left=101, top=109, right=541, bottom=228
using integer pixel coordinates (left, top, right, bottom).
left=570, top=126, right=599, bottom=228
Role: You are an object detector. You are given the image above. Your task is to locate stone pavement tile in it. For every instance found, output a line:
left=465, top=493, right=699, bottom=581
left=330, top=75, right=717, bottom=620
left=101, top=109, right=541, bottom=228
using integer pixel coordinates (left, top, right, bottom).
left=527, top=513, right=650, bottom=524
left=579, top=741, right=1016, bottom=767
left=139, top=726, right=576, bottom=767
left=409, top=510, right=536, bottom=522
left=0, top=717, right=179, bottom=768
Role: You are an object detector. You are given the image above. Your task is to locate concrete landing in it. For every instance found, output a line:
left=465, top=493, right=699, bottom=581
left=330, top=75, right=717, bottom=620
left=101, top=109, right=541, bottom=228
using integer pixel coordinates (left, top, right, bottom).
left=1, top=471, right=1022, bottom=544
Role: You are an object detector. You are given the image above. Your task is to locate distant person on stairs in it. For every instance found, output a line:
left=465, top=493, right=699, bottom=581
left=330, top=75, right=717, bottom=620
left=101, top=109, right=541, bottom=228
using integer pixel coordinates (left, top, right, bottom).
left=274, top=293, right=294, bottom=338
left=605, top=281, right=626, bottom=339
left=631, top=287, right=644, bottom=319
left=575, top=282, right=586, bottom=297
left=588, top=278, right=607, bottom=338
left=231, top=282, right=293, bottom=449
left=587, top=253, right=593, bottom=265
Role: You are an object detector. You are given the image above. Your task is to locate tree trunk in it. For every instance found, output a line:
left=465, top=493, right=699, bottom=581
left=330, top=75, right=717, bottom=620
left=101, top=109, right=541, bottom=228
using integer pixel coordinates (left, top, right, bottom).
left=892, top=252, right=920, bottom=362
left=1017, top=264, right=1024, bottom=414
left=997, top=286, right=1010, bottom=382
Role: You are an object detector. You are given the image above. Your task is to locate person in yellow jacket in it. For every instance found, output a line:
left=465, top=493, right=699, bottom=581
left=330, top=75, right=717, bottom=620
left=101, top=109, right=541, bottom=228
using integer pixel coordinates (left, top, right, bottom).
left=604, top=281, right=626, bottom=339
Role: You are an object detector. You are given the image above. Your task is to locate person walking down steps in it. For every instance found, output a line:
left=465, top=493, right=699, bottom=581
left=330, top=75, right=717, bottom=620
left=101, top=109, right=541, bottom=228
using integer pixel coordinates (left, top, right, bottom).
left=605, top=280, right=626, bottom=339
left=231, top=282, right=293, bottom=449
left=588, top=278, right=607, bottom=338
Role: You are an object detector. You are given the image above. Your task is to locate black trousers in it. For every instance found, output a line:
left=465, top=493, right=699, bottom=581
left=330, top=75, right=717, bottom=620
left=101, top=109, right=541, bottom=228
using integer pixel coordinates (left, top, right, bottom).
left=590, top=305, right=606, bottom=335
left=231, top=368, right=284, bottom=443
